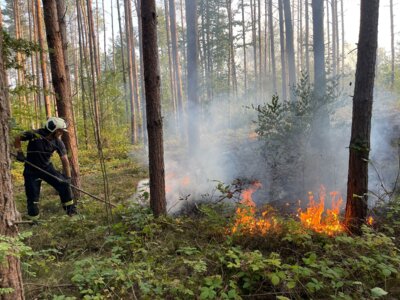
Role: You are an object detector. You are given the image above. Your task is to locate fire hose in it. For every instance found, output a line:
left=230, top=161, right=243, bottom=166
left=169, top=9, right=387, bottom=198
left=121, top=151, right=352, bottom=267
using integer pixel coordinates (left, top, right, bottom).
left=10, top=152, right=116, bottom=208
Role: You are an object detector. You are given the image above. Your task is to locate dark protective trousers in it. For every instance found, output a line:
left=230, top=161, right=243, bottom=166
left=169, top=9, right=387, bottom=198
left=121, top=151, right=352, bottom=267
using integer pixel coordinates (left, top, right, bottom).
left=24, top=164, right=72, bottom=216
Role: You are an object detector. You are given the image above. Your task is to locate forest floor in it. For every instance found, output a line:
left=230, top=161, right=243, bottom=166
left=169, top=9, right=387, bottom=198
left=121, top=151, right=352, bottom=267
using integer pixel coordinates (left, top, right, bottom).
left=10, top=146, right=400, bottom=300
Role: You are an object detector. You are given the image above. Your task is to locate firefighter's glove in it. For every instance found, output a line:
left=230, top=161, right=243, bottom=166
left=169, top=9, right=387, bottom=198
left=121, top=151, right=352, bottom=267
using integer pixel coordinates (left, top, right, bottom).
left=16, top=151, right=25, bottom=162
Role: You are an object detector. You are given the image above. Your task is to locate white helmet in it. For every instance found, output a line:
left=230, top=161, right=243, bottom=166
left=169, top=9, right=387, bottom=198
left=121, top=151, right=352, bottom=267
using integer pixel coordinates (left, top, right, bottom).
left=46, top=117, right=68, bottom=132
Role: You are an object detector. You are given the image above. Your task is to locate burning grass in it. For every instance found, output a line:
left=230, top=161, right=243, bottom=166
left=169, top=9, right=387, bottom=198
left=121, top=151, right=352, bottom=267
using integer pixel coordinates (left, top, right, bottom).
left=298, top=185, right=345, bottom=235
left=230, top=183, right=348, bottom=236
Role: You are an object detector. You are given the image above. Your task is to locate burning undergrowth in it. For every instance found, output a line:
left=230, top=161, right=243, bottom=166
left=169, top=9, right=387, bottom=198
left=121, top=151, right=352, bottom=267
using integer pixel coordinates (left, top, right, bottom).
left=227, top=181, right=347, bottom=236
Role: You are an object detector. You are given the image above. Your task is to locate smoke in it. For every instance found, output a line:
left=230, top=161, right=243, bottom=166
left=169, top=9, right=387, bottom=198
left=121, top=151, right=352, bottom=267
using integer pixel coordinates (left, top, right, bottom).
left=134, top=86, right=399, bottom=214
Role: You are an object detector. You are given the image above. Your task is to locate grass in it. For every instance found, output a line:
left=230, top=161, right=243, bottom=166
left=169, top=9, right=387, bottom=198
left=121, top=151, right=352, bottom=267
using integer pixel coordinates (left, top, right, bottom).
left=10, top=147, right=400, bottom=299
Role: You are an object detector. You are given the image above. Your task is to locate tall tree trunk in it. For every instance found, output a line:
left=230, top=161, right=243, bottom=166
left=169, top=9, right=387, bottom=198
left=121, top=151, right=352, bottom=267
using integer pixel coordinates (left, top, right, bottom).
left=305, top=0, right=310, bottom=74
left=250, top=0, right=258, bottom=83
left=102, top=0, right=107, bottom=71
left=124, top=0, right=138, bottom=144
left=0, top=24, right=25, bottom=300
left=340, top=0, right=344, bottom=84
left=390, top=0, right=395, bottom=89
left=268, top=0, right=277, bottom=94
left=186, top=0, right=200, bottom=152
left=298, top=0, right=303, bottom=71
left=226, top=0, right=237, bottom=95
left=36, top=0, right=52, bottom=117
left=33, top=0, right=42, bottom=121
left=331, top=0, right=337, bottom=77
left=14, top=0, right=27, bottom=124
left=42, top=0, right=81, bottom=196
left=345, top=0, right=380, bottom=235
left=135, top=0, right=147, bottom=144
left=312, top=0, right=326, bottom=98
left=141, top=0, right=167, bottom=217
left=76, top=0, right=89, bottom=148
left=28, top=0, right=39, bottom=126
left=87, top=0, right=101, bottom=79
left=169, top=0, right=184, bottom=127
left=278, top=0, right=287, bottom=100
left=116, top=0, right=129, bottom=121
left=163, top=0, right=177, bottom=118
left=241, top=0, right=248, bottom=91
left=283, top=0, right=296, bottom=101
left=111, top=0, right=116, bottom=71
left=325, top=0, right=330, bottom=68
left=257, top=0, right=262, bottom=90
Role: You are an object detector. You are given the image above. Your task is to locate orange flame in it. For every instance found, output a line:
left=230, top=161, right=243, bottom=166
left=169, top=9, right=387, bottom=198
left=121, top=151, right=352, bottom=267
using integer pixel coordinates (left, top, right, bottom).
left=231, top=182, right=273, bottom=235
left=367, top=216, right=374, bottom=225
left=298, top=186, right=344, bottom=235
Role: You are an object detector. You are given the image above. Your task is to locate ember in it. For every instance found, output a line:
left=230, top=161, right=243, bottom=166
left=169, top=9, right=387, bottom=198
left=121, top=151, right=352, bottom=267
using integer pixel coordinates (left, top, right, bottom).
left=231, top=182, right=273, bottom=235
left=298, top=185, right=345, bottom=235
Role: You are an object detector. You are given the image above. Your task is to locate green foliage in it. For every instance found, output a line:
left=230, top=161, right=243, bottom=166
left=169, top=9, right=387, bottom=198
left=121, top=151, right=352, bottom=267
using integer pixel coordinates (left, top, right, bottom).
left=1, top=29, right=41, bottom=70
left=13, top=150, right=400, bottom=299
left=0, top=232, right=33, bottom=264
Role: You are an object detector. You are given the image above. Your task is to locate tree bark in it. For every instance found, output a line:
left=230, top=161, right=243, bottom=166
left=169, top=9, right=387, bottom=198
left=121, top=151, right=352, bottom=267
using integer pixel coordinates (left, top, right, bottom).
left=124, top=0, right=138, bottom=144
left=241, top=0, right=247, bottom=91
left=268, top=0, right=277, bottom=94
left=390, top=0, right=395, bottom=89
left=186, top=0, right=200, bottom=152
left=312, top=0, right=326, bottom=98
left=278, top=0, right=287, bottom=100
left=0, top=25, right=25, bottom=300
left=305, top=0, right=310, bottom=74
left=169, top=0, right=184, bottom=126
left=141, top=0, right=167, bottom=217
left=42, top=0, right=81, bottom=198
left=36, top=0, right=52, bottom=117
left=345, top=0, right=380, bottom=235
left=283, top=0, right=296, bottom=101
left=116, top=0, right=129, bottom=121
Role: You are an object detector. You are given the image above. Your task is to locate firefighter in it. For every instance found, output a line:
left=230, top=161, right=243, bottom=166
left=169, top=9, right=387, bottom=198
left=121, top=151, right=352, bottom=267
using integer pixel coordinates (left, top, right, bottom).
left=14, top=117, right=77, bottom=218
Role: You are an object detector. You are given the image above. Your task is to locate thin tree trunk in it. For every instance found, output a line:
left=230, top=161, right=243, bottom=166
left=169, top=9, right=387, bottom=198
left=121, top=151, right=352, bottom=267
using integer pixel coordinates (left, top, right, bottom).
left=87, top=0, right=101, bottom=132
left=28, top=0, right=39, bottom=126
left=250, top=0, right=257, bottom=82
left=345, top=0, right=380, bottom=235
left=186, top=0, right=200, bottom=152
left=241, top=0, right=247, bottom=91
left=102, top=0, right=107, bottom=71
left=390, top=0, right=395, bottom=89
left=36, top=0, right=52, bottom=117
left=268, top=0, right=277, bottom=94
left=164, top=0, right=177, bottom=118
left=135, top=0, right=147, bottom=143
left=76, top=0, right=89, bottom=148
left=312, top=0, right=326, bottom=98
left=340, top=0, right=344, bottom=81
left=87, top=0, right=101, bottom=79
left=331, top=0, right=337, bottom=77
left=124, top=0, right=138, bottom=143
left=325, top=0, right=330, bottom=69
left=169, top=0, right=184, bottom=126
left=278, top=0, right=287, bottom=100
left=226, top=0, right=238, bottom=95
left=0, top=23, right=25, bottom=300
left=111, top=0, right=116, bottom=71
left=116, top=0, right=129, bottom=121
left=257, top=0, right=262, bottom=90
left=283, top=0, right=296, bottom=101
left=141, top=0, right=167, bottom=217
left=305, top=0, right=310, bottom=74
